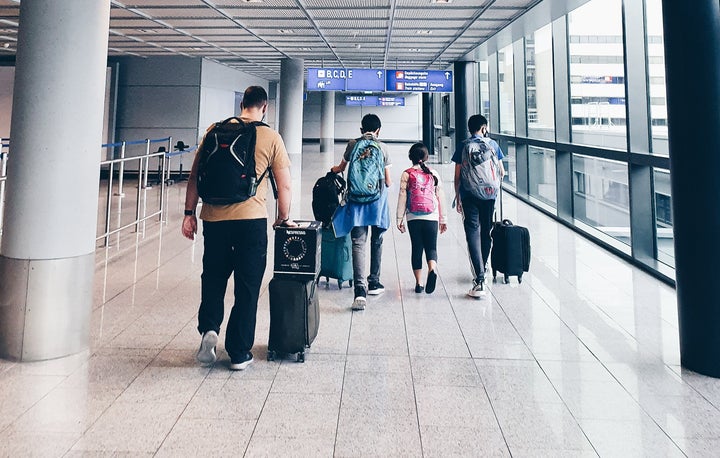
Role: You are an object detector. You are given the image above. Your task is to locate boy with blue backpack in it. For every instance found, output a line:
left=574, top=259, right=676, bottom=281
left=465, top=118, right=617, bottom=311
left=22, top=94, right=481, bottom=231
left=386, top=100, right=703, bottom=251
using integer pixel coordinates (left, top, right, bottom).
left=331, top=114, right=393, bottom=311
left=452, top=114, right=506, bottom=298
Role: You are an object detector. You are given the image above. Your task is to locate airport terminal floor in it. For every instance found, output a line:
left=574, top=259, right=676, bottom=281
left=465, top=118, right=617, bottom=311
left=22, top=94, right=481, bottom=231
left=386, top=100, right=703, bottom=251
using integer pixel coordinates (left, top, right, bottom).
left=1, top=142, right=718, bottom=457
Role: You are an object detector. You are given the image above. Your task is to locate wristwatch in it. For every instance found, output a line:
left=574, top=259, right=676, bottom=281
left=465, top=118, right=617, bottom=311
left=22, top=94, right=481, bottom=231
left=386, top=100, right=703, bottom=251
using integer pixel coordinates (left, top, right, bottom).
left=184, top=209, right=195, bottom=216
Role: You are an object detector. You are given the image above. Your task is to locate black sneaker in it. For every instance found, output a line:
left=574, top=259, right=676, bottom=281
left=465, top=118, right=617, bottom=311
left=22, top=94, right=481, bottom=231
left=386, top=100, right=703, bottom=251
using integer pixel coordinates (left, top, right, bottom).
left=367, top=282, right=385, bottom=295
left=467, top=279, right=486, bottom=298
left=425, top=270, right=438, bottom=294
left=229, top=352, right=254, bottom=371
left=415, top=284, right=424, bottom=294
left=352, top=285, right=367, bottom=311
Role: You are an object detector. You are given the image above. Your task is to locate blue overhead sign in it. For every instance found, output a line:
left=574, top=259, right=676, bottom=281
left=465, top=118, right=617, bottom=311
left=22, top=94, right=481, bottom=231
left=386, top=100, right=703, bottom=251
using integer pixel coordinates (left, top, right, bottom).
left=346, top=95, right=379, bottom=106
left=386, top=70, right=453, bottom=93
left=306, top=68, right=347, bottom=91
left=345, top=68, right=386, bottom=92
left=378, top=97, right=405, bottom=106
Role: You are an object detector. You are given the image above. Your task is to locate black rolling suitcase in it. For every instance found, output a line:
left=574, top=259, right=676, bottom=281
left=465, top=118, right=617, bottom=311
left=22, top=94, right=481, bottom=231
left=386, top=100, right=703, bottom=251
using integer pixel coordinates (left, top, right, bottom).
left=267, top=277, right=319, bottom=362
left=490, top=219, right=531, bottom=283
left=319, top=227, right=353, bottom=289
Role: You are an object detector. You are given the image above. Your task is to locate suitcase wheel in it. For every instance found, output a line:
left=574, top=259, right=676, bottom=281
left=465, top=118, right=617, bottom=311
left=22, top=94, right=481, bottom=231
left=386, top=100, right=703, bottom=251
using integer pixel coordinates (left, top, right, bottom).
left=267, top=350, right=276, bottom=362
left=338, top=280, right=343, bottom=289
left=503, top=275, right=510, bottom=284
left=296, top=352, right=305, bottom=363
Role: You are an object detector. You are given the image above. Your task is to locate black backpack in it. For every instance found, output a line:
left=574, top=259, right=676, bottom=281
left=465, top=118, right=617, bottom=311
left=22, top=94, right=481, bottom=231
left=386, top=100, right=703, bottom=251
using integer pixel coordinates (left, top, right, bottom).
left=197, top=117, right=269, bottom=205
left=312, top=172, right=346, bottom=227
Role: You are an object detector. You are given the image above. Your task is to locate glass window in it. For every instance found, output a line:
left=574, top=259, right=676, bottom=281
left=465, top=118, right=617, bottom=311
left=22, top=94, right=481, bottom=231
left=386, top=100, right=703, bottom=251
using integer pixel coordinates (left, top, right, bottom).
left=654, top=169, right=674, bottom=266
left=526, top=24, right=555, bottom=140
left=499, top=44, right=515, bottom=135
left=572, top=154, right=630, bottom=246
left=528, top=146, right=557, bottom=207
left=479, top=60, right=490, bottom=120
left=646, top=0, right=668, bottom=155
left=502, top=140, right=517, bottom=191
left=568, top=0, right=627, bottom=150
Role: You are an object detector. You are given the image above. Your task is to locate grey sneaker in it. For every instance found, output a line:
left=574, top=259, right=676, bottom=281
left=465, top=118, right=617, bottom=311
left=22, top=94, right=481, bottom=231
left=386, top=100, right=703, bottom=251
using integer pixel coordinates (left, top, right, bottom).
left=197, top=330, right=218, bottom=365
left=467, top=279, right=486, bottom=298
left=352, top=295, right=367, bottom=311
left=229, top=352, right=254, bottom=371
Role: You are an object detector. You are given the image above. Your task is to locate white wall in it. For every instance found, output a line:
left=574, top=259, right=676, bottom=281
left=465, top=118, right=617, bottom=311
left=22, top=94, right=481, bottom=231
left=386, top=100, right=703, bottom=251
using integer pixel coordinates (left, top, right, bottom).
left=198, top=60, right=268, bottom=139
left=303, top=91, right=423, bottom=142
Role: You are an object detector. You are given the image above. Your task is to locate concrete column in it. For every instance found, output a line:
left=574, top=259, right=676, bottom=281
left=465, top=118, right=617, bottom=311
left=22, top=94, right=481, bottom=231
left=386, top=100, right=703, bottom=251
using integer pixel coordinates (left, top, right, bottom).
left=453, top=61, right=470, bottom=151
left=422, top=93, right=435, bottom=155
left=278, top=58, right=305, bottom=155
left=320, top=91, right=335, bottom=153
left=0, top=0, right=111, bottom=361
left=662, top=0, right=720, bottom=377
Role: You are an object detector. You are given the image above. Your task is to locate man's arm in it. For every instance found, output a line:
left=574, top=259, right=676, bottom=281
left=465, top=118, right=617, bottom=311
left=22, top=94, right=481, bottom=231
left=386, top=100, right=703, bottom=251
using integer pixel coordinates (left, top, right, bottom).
left=181, top=151, right=202, bottom=240
left=272, top=165, right=294, bottom=227
left=330, top=159, right=347, bottom=174
left=454, top=163, right=463, bottom=213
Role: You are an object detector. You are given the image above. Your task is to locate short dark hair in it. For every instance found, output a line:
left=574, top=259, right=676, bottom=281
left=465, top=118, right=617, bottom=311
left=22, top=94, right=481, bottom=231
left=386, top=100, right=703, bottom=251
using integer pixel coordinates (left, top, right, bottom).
left=241, top=86, right=268, bottom=109
left=468, top=114, right=488, bottom=134
left=361, top=114, right=382, bottom=133
left=408, top=142, right=429, bottom=164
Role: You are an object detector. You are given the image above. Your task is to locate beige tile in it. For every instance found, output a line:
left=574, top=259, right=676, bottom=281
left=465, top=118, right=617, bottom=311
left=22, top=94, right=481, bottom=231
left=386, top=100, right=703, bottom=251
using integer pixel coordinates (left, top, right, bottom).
left=411, top=356, right=482, bottom=387
left=71, top=401, right=186, bottom=453
left=253, top=392, right=340, bottom=438
left=420, top=425, right=510, bottom=457
left=155, top=418, right=255, bottom=457
left=0, top=429, right=81, bottom=457
left=183, top=378, right=272, bottom=421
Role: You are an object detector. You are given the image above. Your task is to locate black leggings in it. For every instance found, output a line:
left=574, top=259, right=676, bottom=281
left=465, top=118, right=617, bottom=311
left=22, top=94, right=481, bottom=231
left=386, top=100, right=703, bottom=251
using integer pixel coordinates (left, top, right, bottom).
left=407, top=220, right=439, bottom=270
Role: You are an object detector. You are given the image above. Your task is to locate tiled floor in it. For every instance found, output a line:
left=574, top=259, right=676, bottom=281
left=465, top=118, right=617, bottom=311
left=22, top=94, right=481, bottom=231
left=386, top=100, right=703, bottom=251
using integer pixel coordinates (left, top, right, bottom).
left=1, top=142, right=718, bottom=457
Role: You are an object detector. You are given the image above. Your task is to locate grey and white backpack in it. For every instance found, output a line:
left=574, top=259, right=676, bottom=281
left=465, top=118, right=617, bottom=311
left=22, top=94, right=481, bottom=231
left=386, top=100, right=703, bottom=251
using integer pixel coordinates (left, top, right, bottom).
left=460, top=137, right=500, bottom=200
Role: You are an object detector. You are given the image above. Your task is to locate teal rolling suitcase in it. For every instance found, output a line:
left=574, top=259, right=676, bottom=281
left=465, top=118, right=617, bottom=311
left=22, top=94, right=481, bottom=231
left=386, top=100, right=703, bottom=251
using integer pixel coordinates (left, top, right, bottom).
left=319, top=228, right=353, bottom=289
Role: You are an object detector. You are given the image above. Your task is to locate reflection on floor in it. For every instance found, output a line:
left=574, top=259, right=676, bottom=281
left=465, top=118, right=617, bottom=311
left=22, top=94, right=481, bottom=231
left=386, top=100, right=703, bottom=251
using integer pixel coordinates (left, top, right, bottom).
left=1, top=142, right=717, bottom=457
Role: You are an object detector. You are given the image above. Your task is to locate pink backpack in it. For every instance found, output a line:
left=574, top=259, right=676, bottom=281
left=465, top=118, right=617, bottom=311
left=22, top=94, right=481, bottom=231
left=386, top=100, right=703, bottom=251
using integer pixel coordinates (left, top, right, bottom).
left=406, top=167, right=437, bottom=215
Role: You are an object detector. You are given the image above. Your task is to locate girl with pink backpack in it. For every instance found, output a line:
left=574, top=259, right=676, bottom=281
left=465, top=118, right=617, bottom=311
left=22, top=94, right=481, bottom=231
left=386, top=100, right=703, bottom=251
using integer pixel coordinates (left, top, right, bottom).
left=396, top=143, right=448, bottom=294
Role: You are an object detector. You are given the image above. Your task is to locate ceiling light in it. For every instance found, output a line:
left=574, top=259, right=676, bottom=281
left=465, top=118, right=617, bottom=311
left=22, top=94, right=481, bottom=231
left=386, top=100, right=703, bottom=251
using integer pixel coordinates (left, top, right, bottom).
left=240, top=0, right=264, bottom=2
left=278, top=30, right=294, bottom=34
left=431, top=0, right=453, bottom=3
left=416, top=30, right=432, bottom=35
left=408, top=48, right=421, bottom=52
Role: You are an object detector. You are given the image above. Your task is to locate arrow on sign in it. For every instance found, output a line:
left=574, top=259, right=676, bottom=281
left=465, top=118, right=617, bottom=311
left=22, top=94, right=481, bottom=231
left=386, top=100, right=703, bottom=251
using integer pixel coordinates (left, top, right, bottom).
left=377, top=70, right=383, bottom=79
left=445, top=72, right=451, bottom=79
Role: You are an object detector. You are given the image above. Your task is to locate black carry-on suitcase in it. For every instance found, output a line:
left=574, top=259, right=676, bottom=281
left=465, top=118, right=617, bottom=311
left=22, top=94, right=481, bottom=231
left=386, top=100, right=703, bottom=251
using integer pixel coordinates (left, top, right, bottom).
left=267, top=277, right=320, bottom=362
left=490, top=187, right=531, bottom=283
left=490, top=219, right=531, bottom=283
left=319, top=227, right=353, bottom=289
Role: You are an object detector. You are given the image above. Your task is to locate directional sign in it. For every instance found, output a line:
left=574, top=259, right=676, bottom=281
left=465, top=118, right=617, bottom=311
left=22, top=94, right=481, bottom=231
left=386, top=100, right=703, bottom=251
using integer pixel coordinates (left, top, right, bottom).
left=378, top=97, right=405, bottom=106
left=306, top=68, right=347, bottom=91
left=345, top=95, right=379, bottom=106
left=386, top=70, right=453, bottom=93
left=345, top=68, right=386, bottom=92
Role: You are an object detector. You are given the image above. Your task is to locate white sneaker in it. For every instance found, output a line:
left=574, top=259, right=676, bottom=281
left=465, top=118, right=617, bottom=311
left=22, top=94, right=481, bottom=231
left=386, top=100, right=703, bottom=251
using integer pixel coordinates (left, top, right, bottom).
left=196, top=330, right=218, bottom=365
left=351, top=296, right=367, bottom=311
left=467, top=280, right=486, bottom=298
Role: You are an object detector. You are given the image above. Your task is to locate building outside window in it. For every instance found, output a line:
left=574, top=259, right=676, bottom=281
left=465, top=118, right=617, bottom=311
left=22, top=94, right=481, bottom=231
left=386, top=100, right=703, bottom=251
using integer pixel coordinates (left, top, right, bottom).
left=499, top=44, right=515, bottom=135
left=568, top=0, right=627, bottom=150
left=526, top=24, right=555, bottom=141
left=646, top=0, right=669, bottom=155
left=479, top=60, right=490, bottom=121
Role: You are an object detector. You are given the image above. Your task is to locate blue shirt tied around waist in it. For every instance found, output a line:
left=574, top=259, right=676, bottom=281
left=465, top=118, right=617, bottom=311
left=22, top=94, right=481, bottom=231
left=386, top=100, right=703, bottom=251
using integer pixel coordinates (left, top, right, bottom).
left=331, top=190, right=391, bottom=238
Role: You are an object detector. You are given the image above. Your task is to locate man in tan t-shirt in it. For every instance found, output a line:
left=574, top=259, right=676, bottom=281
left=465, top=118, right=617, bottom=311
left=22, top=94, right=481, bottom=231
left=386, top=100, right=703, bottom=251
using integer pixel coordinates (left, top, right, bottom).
left=181, top=85, right=294, bottom=371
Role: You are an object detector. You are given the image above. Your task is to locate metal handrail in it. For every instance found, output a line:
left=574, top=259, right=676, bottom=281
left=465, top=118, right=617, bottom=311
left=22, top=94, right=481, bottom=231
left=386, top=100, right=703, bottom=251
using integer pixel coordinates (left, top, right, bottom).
left=96, top=137, right=172, bottom=247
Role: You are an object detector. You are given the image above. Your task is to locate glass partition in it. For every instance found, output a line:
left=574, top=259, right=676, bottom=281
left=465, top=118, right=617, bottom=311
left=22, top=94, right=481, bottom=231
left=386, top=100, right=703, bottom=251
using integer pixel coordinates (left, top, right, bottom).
left=528, top=146, right=557, bottom=207
left=654, top=169, right=674, bottom=265
left=479, top=60, right=490, bottom=120
left=572, top=154, right=630, bottom=246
